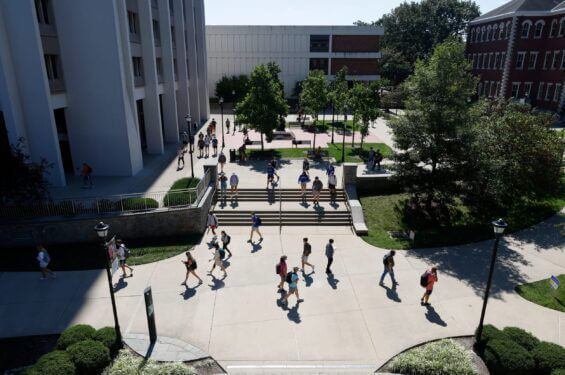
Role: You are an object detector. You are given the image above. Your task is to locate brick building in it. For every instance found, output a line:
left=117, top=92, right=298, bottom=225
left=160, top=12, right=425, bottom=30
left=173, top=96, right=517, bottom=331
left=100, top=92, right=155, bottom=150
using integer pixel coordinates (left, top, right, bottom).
left=466, top=0, right=565, bottom=114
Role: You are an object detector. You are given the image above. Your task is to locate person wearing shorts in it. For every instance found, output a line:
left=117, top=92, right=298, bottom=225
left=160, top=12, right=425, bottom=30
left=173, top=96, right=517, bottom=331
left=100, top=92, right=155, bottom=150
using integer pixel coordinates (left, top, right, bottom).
left=277, top=255, right=288, bottom=292
left=266, top=163, right=279, bottom=188
left=182, top=251, right=203, bottom=285
left=282, top=267, right=303, bottom=304
left=230, top=172, right=239, bottom=197
left=197, top=135, right=205, bottom=158
left=204, top=134, right=210, bottom=157
left=207, top=212, right=218, bottom=236
left=208, top=243, right=227, bottom=277
left=421, top=267, right=438, bottom=306
left=328, top=173, right=337, bottom=201
left=249, top=212, right=263, bottom=242
left=312, top=176, right=323, bottom=206
left=301, top=238, right=314, bottom=272
left=298, top=171, right=310, bottom=196
left=116, top=239, right=133, bottom=277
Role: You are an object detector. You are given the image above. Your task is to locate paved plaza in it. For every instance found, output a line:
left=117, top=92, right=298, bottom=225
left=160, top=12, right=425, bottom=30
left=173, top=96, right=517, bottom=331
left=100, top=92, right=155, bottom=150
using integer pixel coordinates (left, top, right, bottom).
left=1, top=212, right=563, bottom=372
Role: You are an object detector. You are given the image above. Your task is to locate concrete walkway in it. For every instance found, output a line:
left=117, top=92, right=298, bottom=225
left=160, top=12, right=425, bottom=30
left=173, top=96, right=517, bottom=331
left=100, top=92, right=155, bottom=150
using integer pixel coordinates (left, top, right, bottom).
left=1, top=213, right=563, bottom=372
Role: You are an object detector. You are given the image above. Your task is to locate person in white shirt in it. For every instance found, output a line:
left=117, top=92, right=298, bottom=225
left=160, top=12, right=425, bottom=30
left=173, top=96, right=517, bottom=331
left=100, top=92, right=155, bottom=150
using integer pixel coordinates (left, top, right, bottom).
left=37, top=245, right=56, bottom=280
left=328, top=173, right=337, bottom=201
left=116, top=239, right=133, bottom=277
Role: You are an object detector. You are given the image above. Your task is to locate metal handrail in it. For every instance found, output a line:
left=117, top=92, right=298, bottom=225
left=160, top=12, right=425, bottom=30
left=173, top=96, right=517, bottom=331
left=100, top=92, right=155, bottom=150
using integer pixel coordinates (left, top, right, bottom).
left=279, top=177, right=282, bottom=231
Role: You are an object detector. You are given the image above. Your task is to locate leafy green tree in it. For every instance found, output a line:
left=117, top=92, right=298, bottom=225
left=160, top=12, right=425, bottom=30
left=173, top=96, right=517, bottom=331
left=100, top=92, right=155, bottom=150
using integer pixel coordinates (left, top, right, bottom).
left=465, top=100, right=564, bottom=218
left=379, top=48, right=413, bottom=85
left=235, top=64, right=288, bottom=151
left=382, top=83, right=409, bottom=114
left=215, top=74, right=250, bottom=102
left=390, top=38, right=477, bottom=221
left=267, top=62, right=285, bottom=101
left=328, top=67, right=350, bottom=144
left=300, top=70, right=328, bottom=149
left=350, top=81, right=382, bottom=149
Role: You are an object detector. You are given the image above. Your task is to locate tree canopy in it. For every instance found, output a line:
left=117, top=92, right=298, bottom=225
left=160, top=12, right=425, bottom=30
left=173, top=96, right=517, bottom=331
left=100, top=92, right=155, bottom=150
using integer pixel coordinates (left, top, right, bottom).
left=300, top=69, right=328, bottom=148
left=349, top=81, right=382, bottom=149
left=214, top=74, right=250, bottom=102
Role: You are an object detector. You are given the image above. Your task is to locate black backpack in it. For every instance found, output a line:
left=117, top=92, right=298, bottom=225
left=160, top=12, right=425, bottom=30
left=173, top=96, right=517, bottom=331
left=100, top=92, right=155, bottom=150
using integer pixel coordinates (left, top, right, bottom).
left=224, top=235, right=231, bottom=245
left=219, top=249, right=226, bottom=260
left=276, top=263, right=281, bottom=275
left=420, top=271, right=429, bottom=287
left=256, top=216, right=262, bottom=226
left=285, top=272, right=294, bottom=283
left=383, top=254, right=389, bottom=266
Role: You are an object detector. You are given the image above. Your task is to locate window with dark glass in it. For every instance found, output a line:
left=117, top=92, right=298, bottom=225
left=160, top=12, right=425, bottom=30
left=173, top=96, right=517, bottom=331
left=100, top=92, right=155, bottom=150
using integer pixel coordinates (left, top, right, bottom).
left=44, top=55, right=59, bottom=80
left=309, top=58, right=329, bottom=74
left=153, top=20, right=160, bottom=45
left=156, top=58, right=163, bottom=81
left=171, top=26, right=176, bottom=47
left=128, top=12, right=138, bottom=35
left=34, top=0, right=50, bottom=24
left=310, top=35, right=329, bottom=52
left=132, top=57, right=143, bottom=78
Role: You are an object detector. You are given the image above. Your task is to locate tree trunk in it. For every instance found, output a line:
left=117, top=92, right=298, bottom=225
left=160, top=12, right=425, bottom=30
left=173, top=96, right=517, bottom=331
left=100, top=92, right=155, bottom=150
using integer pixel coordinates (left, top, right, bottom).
left=331, top=106, right=335, bottom=144
left=351, top=114, right=356, bottom=148
left=261, top=132, right=264, bottom=151
left=313, top=118, right=317, bottom=149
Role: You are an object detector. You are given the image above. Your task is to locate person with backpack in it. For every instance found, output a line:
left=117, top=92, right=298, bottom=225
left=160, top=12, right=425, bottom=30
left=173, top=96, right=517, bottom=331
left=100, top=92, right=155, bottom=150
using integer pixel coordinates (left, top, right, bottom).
left=312, top=176, right=323, bottom=206
left=325, top=239, right=335, bottom=274
left=327, top=172, right=337, bottom=201
left=37, top=245, right=56, bottom=280
left=218, top=151, right=227, bottom=172
left=219, top=172, right=228, bottom=201
left=298, top=171, right=310, bottom=196
left=326, top=163, right=335, bottom=177
left=282, top=266, right=303, bottom=304
left=212, top=135, right=218, bottom=156
left=379, top=250, right=397, bottom=288
left=302, top=158, right=310, bottom=176
left=220, top=230, right=233, bottom=257
left=249, top=212, right=263, bottom=242
left=301, top=237, right=314, bottom=272
left=204, top=134, right=211, bottom=157
left=266, top=162, right=279, bottom=189
left=197, top=134, right=205, bottom=158
left=276, top=255, right=288, bottom=292
left=116, top=239, right=133, bottom=277
left=230, top=172, right=239, bottom=198
left=207, top=212, right=219, bottom=237
left=181, top=251, right=203, bottom=285
left=208, top=243, right=227, bottom=277
left=421, top=267, right=438, bottom=306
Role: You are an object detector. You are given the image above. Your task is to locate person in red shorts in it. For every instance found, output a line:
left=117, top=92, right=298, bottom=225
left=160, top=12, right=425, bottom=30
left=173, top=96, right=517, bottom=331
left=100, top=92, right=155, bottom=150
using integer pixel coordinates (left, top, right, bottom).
left=421, top=267, right=438, bottom=306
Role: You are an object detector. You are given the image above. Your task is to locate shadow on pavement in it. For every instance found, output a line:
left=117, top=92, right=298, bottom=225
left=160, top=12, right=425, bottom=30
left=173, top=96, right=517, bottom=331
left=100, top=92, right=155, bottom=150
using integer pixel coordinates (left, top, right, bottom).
left=380, top=284, right=401, bottom=302
left=327, top=273, right=339, bottom=289
left=250, top=241, right=262, bottom=253
left=425, top=305, right=447, bottom=326
left=276, top=298, right=302, bottom=324
left=113, top=277, right=128, bottom=293
left=209, top=275, right=225, bottom=290
left=302, top=271, right=314, bottom=287
left=180, top=285, right=196, bottom=300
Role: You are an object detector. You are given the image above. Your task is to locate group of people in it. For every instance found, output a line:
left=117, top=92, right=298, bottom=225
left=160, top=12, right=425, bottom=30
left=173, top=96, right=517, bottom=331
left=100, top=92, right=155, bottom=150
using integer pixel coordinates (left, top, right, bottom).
left=368, top=147, right=384, bottom=171
left=297, top=160, right=337, bottom=204
left=218, top=171, right=240, bottom=201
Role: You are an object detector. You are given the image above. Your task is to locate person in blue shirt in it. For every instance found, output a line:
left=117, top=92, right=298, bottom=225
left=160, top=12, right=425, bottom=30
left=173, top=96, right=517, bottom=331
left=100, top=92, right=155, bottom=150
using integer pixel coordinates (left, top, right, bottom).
left=282, top=266, right=303, bottom=304
left=298, top=171, right=310, bottom=196
left=266, top=162, right=279, bottom=188
left=249, top=212, right=263, bottom=242
left=326, top=164, right=335, bottom=176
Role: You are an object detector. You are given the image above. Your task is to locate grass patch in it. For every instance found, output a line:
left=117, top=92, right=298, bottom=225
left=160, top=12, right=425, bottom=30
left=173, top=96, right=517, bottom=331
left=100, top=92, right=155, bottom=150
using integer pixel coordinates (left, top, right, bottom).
left=163, top=177, right=200, bottom=207
left=515, top=274, right=565, bottom=313
left=327, top=143, right=394, bottom=163
left=2, top=235, right=200, bottom=272
left=247, top=148, right=308, bottom=159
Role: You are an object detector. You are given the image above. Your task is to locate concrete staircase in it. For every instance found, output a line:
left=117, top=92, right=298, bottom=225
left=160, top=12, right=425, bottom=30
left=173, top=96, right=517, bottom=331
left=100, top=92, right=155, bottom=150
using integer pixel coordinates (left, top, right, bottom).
left=213, top=188, right=352, bottom=226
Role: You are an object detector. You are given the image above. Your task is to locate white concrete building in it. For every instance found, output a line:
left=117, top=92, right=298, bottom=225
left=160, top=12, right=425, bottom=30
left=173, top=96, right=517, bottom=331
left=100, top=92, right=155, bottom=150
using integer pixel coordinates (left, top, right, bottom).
left=0, top=0, right=209, bottom=187
left=206, top=25, right=383, bottom=98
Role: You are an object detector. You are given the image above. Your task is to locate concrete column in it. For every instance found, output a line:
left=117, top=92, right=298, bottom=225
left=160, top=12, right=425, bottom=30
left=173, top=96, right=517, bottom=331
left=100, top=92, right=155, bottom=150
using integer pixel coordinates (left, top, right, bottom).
left=0, top=0, right=65, bottom=186
left=138, top=0, right=164, bottom=154
left=173, top=0, right=190, bottom=130
left=193, top=0, right=209, bottom=122
left=342, top=163, right=358, bottom=187
left=203, top=160, right=218, bottom=185
left=158, top=0, right=179, bottom=143
left=184, top=0, right=201, bottom=125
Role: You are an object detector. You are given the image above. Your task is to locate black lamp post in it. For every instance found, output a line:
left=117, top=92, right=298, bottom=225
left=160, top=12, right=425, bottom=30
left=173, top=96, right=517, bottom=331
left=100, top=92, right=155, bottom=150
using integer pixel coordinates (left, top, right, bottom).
left=475, top=218, right=508, bottom=345
left=184, top=114, right=194, bottom=178
left=341, top=106, right=348, bottom=163
left=331, top=104, right=335, bottom=144
left=232, top=90, right=236, bottom=133
left=219, top=97, right=225, bottom=148
left=94, top=221, right=122, bottom=344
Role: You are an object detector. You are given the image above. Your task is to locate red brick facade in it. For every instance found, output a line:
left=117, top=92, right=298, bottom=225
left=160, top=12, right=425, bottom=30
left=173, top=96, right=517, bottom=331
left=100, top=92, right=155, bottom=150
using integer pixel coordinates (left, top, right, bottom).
left=332, top=35, right=380, bottom=52
left=330, top=58, right=379, bottom=75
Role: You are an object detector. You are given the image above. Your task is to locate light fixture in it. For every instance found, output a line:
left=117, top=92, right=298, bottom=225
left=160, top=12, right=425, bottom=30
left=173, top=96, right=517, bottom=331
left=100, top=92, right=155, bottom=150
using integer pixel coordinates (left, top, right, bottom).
left=492, top=218, right=508, bottom=235
left=94, top=221, right=109, bottom=240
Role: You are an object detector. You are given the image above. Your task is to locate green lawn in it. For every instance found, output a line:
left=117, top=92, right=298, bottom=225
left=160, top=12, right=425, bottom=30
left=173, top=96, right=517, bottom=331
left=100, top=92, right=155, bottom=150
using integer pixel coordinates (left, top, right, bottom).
left=164, top=177, right=200, bottom=207
left=327, top=143, right=394, bottom=163
left=515, top=275, right=565, bottom=312
left=2, top=235, right=200, bottom=272
left=247, top=148, right=308, bottom=159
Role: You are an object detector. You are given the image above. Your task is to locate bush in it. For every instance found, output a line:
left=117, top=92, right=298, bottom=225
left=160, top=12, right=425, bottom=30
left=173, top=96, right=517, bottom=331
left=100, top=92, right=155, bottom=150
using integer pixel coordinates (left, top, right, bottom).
left=163, top=178, right=199, bottom=207
left=503, top=326, right=540, bottom=351
left=475, top=324, right=506, bottom=353
left=56, top=324, right=96, bottom=350
left=532, top=341, right=565, bottom=375
left=552, top=370, right=565, bottom=375
left=141, top=361, right=197, bottom=375
left=66, top=339, right=110, bottom=375
left=93, top=327, right=121, bottom=356
left=389, top=339, right=477, bottom=375
left=34, top=351, right=75, bottom=375
left=484, top=339, right=535, bottom=375
left=107, top=349, right=196, bottom=375
left=120, top=197, right=159, bottom=211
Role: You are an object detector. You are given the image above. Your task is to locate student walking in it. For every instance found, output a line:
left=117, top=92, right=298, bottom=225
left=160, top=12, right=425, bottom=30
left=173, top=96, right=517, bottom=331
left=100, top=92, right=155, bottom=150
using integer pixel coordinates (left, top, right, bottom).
left=197, top=135, right=205, bottom=158
left=208, top=243, right=227, bottom=277
left=212, top=135, right=218, bottom=156
left=226, top=118, right=230, bottom=134
left=219, top=172, right=228, bottom=201
left=298, top=171, right=310, bottom=196
left=379, top=250, right=398, bottom=287
left=177, top=147, right=185, bottom=169
left=325, top=239, right=335, bottom=274
left=373, top=149, right=383, bottom=171
left=301, top=238, right=314, bottom=272
left=249, top=212, right=263, bottom=242
left=328, top=172, right=337, bottom=200
left=266, top=162, right=279, bottom=188
left=282, top=266, right=303, bottom=304
left=220, top=230, right=233, bottom=257
left=277, top=255, right=288, bottom=292
left=312, top=176, right=323, bottom=206
left=182, top=251, right=203, bottom=285
left=302, top=158, right=310, bottom=176
left=116, top=239, right=133, bottom=277
left=218, top=151, right=227, bottom=172
left=37, top=245, right=56, bottom=280
left=81, top=162, right=93, bottom=188
left=230, top=172, right=239, bottom=197
left=204, top=134, right=210, bottom=157
left=421, top=267, right=438, bottom=306
left=207, top=212, right=218, bottom=236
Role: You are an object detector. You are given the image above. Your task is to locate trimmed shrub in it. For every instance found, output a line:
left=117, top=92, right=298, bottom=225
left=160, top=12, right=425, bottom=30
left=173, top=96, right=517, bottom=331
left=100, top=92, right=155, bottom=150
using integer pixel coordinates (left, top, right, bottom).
left=389, top=339, right=477, bottom=375
left=141, top=360, right=197, bottom=375
left=503, top=326, right=540, bottom=351
left=475, top=324, right=506, bottom=354
left=93, top=326, right=121, bottom=356
left=532, top=341, right=565, bottom=375
left=120, top=197, right=159, bottom=211
left=66, top=339, right=110, bottom=375
left=34, top=351, right=75, bottom=375
left=56, top=324, right=96, bottom=350
left=485, top=339, right=535, bottom=375
left=164, top=178, right=199, bottom=207
left=551, top=370, right=565, bottom=375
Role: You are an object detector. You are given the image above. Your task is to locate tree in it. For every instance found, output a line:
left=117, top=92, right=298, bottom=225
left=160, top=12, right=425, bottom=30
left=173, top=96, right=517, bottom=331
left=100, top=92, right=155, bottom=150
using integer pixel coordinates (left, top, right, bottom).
left=215, top=74, right=250, bottom=102
left=379, top=48, right=413, bottom=85
left=266, top=62, right=285, bottom=102
left=390, top=38, right=477, bottom=222
left=381, top=83, right=409, bottom=113
left=328, top=67, right=350, bottom=144
left=235, top=64, right=288, bottom=151
left=300, top=70, right=327, bottom=149
left=350, top=81, right=382, bottom=149
left=465, top=100, right=564, bottom=219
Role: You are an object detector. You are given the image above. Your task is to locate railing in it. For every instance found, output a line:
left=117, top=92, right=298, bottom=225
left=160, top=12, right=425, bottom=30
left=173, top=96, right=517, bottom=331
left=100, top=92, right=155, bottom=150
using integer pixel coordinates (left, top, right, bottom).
left=0, top=170, right=212, bottom=220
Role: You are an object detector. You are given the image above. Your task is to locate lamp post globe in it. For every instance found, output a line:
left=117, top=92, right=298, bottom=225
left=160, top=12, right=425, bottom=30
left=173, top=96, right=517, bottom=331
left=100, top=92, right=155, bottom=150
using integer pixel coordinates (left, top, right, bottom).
left=94, top=221, right=109, bottom=241
left=219, top=96, right=225, bottom=148
left=492, top=218, right=508, bottom=236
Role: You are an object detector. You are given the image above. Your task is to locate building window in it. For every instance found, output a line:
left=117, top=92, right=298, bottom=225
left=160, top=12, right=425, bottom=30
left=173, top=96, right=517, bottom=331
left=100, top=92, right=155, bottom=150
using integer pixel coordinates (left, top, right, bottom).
left=559, top=18, right=565, bottom=37
left=153, top=20, right=160, bottom=45
left=132, top=57, right=143, bottom=78
left=156, top=58, right=163, bottom=81
left=528, top=52, right=538, bottom=70
left=543, top=51, right=551, bottom=70
left=552, top=51, right=561, bottom=70
left=515, top=52, right=525, bottom=69
left=493, top=24, right=498, bottom=40
left=128, top=11, right=138, bottom=35
left=554, top=83, right=562, bottom=102
left=511, top=82, right=520, bottom=98
left=486, top=53, right=491, bottom=69
left=537, top=82, right=545, bottom=100
left=486, top=26, right=491, bottom=41
left=483, top=54, right=488, bottom=69
left=534, top=21, right=545, bottom=39
left=524, top=82, right=532, bottom=98
left=477, top=82, right=483, bottom=96
left=545, top=83, right=554, bottom=101
left=310, top=35, right=329, bottom=52
left=34, top=0, right=50, bottom=24
left=521, top=20, right=531, bottom=38
left=480, top=26, right=485, bottom=42
left=550, top=19, right=559, bottom=37
left=494, top=53, right=500, bottom=69
left=490, top=53, right=495, bottom=69
left=309, top=58, right=329, bottom=74
left=489, top=81, right=496, bottom=97
left=44, top=54, right=59, bottom=80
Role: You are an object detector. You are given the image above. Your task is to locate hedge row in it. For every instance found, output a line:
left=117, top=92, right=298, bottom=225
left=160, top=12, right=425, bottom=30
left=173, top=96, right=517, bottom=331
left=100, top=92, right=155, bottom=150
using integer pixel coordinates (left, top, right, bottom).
left=476, top=324, right=565, bottom=375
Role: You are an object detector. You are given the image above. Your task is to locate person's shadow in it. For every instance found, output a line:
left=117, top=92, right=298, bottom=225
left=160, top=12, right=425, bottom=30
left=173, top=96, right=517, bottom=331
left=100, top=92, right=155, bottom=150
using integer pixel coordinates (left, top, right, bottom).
left=276, top=299, right=302, bottom=324
left=209, top=275, right=226, bottom=291
left=302, top=271, right=314, bottom=287
left=223, top=259, right=231, bottom=269
left=113, top=276, right=128, bottom=293
left=229, top=200, right=239, bottom=208
left=180, top=284, right=199, bottom=300
left=250, top=242, right=262, bottom=253
left=380, top=284, right=401, bottom=302
left=327, top=273, right=339, bottom=289
left=300, top=197, right=310, bottom=208
left=425, top=305, right=447, bottom=326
